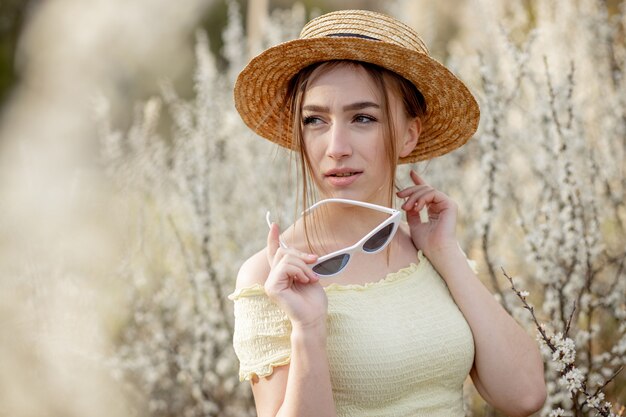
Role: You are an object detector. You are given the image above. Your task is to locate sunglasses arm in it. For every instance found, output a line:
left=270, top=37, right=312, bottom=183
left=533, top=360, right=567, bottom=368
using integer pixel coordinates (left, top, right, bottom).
left=302, top=198, right=398, bottom=216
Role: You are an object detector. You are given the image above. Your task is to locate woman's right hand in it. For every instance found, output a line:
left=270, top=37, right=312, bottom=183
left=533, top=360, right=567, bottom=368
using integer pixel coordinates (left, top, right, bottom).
left=265, top=223, right=328, bottom=330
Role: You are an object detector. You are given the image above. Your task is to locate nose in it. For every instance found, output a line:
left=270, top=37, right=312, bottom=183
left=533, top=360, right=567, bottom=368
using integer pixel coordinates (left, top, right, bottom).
left=326, top=123, right=352, bottom=160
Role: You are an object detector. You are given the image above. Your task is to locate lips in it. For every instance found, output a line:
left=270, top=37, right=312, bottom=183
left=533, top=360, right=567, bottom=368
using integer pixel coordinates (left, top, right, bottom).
left=330, top=172, right=358, bottom=177
left=324, top=168, right=363, bottom=187
left=324, top=168, right=363, bottom=178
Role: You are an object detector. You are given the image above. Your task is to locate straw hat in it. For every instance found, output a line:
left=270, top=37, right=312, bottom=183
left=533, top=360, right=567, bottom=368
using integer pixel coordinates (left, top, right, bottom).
left=234, top=9, right=480, bottom=163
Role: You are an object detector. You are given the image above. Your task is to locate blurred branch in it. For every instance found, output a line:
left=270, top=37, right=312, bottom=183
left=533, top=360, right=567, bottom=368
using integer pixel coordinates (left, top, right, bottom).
left=0, top=0, right=34, bottom=104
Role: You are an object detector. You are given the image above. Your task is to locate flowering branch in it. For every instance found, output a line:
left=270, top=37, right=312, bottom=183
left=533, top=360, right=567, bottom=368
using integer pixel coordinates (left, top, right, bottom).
left=504, top=268, right=621, bottom=417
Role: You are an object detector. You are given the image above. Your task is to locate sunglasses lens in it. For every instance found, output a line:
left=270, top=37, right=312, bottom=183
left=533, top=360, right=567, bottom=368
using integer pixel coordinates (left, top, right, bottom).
left=313, top=254, right=350, bottom=276
left=363, top=223, right=395, bottom=252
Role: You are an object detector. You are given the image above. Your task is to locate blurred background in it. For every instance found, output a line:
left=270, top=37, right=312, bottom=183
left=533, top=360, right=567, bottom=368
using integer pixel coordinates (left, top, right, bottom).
left=0, top=0, right=624, bottom=416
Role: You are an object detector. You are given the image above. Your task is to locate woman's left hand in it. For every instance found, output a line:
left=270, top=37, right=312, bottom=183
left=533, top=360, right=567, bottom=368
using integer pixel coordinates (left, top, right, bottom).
left=396, top=170, right=458, bottom=257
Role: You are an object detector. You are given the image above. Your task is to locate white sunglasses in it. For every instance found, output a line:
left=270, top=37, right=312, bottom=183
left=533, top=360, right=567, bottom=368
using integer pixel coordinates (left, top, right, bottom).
left=266, top=198, right=401, bottom=277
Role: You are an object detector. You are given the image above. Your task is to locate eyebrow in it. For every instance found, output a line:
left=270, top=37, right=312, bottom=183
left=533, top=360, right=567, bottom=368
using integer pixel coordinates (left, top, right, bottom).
left=302, top=101, right=380, bottom=113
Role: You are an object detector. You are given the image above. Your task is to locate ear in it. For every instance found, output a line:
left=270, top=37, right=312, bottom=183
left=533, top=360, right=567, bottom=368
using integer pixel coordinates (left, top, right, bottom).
left=398, top=117, right=421, bottom=158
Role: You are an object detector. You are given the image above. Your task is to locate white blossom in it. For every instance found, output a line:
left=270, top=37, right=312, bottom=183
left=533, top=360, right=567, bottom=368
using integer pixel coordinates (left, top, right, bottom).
left=587, top=392, right=605, bottom=409
left=549, top=407, right=567, bottom=417
left=560, top=368, right=584, bottom=394
left=551, top=333, right=577, bottom=371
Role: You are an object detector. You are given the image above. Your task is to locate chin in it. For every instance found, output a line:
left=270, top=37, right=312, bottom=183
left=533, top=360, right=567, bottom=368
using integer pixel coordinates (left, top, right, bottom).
left=326, top=190, right=388, bottom=204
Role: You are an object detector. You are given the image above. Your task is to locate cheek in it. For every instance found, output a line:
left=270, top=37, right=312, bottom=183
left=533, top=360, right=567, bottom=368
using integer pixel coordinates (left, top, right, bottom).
left=303, top=132, right=331, bottom=156
left=370, top=132, right=393, bottom=180
left=366, top=128, right=387, bottom=161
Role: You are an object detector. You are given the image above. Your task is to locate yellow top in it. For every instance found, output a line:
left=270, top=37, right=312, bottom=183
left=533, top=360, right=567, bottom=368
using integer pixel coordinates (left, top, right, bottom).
left=228, top=251, right=475, bottom=417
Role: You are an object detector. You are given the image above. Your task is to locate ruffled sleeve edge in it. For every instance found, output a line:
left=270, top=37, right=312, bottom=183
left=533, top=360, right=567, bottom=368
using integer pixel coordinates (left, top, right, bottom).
left=228, top=283, right=266, bottom=300
left=238, top=354, right=292, bottom=382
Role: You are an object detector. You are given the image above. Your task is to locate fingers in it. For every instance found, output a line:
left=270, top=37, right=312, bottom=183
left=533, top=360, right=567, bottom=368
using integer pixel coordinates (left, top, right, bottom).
left=266, top=223, right=280, bottom=264
left=396, top=170, right=427, bottom=197
left=400, top=186, right=436, bottom=212
left=266, top=224, right=319, bottom=285
left=397, top=171, right=435, bottom=211
left=410, top=169, right=426, bottom=186
left=264, top=250, right=320, bottom=300
left=274, top=253, right=320, bottom=284
left=396, top=170, right=448, bottom=222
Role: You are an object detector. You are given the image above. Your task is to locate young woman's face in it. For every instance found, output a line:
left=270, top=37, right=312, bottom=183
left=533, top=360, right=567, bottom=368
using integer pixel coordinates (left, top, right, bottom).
left=301, top=64, right=418, bottom=204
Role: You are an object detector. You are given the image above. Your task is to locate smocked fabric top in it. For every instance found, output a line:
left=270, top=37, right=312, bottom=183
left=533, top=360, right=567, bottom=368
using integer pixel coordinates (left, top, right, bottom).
left=228, top=251, right=475, bottom=417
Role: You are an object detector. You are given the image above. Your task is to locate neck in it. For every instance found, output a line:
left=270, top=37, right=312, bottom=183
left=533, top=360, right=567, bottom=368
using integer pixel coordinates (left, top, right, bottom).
left=317, top=186, right=393, bottom=208
left=300, top=199, right=393, bottom=254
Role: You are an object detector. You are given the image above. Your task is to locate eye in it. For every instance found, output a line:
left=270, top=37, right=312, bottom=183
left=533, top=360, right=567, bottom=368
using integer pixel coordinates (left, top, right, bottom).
left=354, top=114, right=377, bottom=124
left=303, top=116, right=324, bottom=126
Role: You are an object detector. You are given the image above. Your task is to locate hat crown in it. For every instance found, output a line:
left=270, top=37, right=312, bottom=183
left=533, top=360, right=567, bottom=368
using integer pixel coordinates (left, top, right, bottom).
left=300, top=10, right=429, bottom=55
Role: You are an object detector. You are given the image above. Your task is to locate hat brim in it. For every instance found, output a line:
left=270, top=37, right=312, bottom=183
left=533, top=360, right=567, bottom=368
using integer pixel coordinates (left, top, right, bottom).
left=234, top=36, right=480, bottom=163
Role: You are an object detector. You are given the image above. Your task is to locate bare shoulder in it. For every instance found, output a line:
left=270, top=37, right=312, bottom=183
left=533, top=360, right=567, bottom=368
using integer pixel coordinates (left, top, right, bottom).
left=236, top=247, right=271, bottom=289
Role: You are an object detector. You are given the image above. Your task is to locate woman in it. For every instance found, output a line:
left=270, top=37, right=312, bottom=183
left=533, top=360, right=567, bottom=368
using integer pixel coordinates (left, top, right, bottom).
left=229, top=9, right=546, bottom=417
